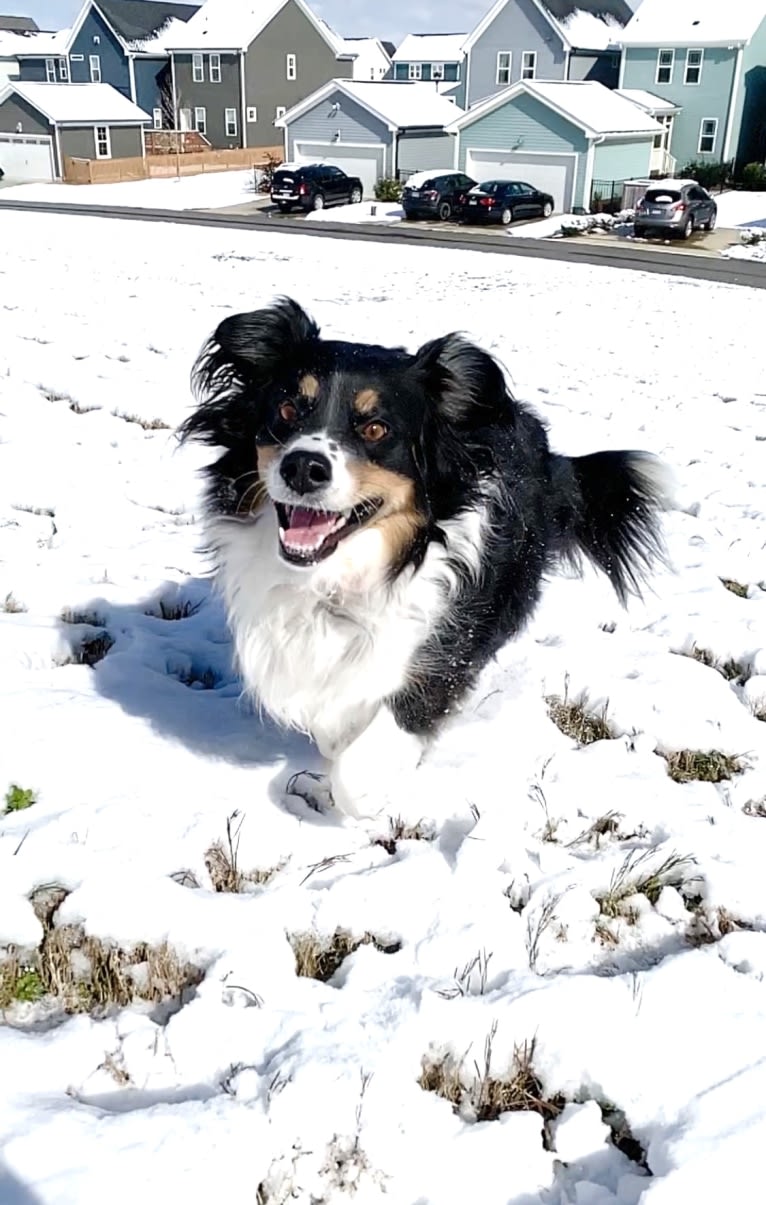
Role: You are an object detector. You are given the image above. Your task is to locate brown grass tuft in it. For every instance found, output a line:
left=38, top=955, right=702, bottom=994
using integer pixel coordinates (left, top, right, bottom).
left=2, top=593, right=27, bottom=614
left=721, top=578, right=748, bottom=598
left=596, top=849, right=695, bottom=918
left=290, top=929, right=400, bottom=982
left=687, top=646, right=745, bottom=682
left=112, top=410, right=172, bottom=431
left=546, top=678, right=611, bottom=745
left=60, top=608, right=107, bottom=627
left=663, top=749, right=743, bottom=783
left=147, top=599, right=201, bottom=621
left=371, top=814, right=433, bottom=855
left=743, top=798, right=766, bottom=818
left=205, top=811, right=280, bottom=893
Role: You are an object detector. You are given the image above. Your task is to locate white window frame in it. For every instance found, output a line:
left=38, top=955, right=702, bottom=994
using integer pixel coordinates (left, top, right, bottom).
left=152, top=107, right=162, bottom=129
left=58, top=56, right=69, bottom=81
left=94, top=125, right=111, bottom=159
left=521, top=50, right=536, bottom=80
left=286, top=52, right=296, bottom=80
left=496, top=50, right=512, bottom=86
left=652, top=112, right=672, bottom=150
left=684, top=48, right=703, bottom=86
left=246, top=105, right=257, bottom=122
left=93, top=35, right=100, bottom=44
left=408, top=62, right=422, bottom=80
left=209, top=52, right=221, bottom=83
left=698, top=117, right=717, bottom=154
left=275, top=105, right=286, bottom=121
left=45, top=57, right=56, bottom=82
left=224, top=107, right=237, bottom=137
left=192, top=52, right=204, bottom=82
left=655, top=48, right=673, bottom=85
left=193, top=106, right=206, bottom=134
left=89, top=54, right=101, bottom=83
left=431, top=61, right=444, bottom=79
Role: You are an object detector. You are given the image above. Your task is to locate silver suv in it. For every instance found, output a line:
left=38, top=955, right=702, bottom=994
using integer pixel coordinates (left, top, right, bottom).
left=633, top=179, right=717, bottom=239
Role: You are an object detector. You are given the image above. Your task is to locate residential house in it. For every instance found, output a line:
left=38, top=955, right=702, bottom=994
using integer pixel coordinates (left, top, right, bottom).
left=166, top=0, right=356, bottom=149
left=14, top=1, right=199, bottom=125
left=0, top=15, right=39, bottom=33
left=340, top=37, right=391, bottom=81
left=0, top=79, right=150, bottom=179
left=276, top=79, right=463, bottom=194
left=461, top=0, right=631, bottom=109
left=618, top=0, right=766, bottom=174
left=390, top=33, right=465, bottom=85
left=447, top=79, right=660, bottom=212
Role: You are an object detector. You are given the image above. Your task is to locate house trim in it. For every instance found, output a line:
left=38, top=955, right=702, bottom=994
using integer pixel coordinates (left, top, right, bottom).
left=166, top=0, right=345, bottom=57
left=462, top=0, right=571, bottom=54
left=722, top=45, right=744, bottom=162
left=276, top=79, right=398, bottom=132
left=64, top=0, right=126, bottom=55
left=127, top=53, right=136, bottom=101
left=618, top=40, right=747, bottom=51
left=447, top=80, right=657, bottom=140
left=239, top=50, right=247, bottom=148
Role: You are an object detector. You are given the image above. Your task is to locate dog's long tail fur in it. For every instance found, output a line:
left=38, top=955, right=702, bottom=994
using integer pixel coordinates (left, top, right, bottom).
left=554, top=451, right=671, bottom=605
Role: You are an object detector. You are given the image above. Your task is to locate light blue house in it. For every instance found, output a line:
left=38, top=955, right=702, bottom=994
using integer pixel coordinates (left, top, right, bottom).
left=618, top=0, right=766, bottom=174
left=390, top=33, right=465, bottom=85
left=447, top=79, right=660, bottom=212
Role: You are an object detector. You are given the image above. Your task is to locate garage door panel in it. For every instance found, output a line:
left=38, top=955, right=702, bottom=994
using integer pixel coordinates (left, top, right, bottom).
left=0, top=134, right=55, bottom=182
left=294, top=142, right=383, bottom=199
left=465, top=150, right=574, bottom=213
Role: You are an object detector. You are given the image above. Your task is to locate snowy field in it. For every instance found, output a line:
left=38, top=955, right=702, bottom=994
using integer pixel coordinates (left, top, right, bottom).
left=2, top=211, right=766, bottom=1205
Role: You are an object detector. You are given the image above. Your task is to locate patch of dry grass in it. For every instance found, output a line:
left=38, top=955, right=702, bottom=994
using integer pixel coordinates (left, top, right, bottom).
left=720, top=578, right=748, bottom=598
left=743, top=798, right=766, bottom=818
left=371, top=814, right=433, bottom=855
left=146, top=599, right=201, bottom=621
left=546, top=678, right=611, bottom=745
left=2, top=593, right=27, bottom=614
left=663, top=749, right=743, bottom=783
left=179, top=666, right=219, bottom=690
left=112, top=410, right=172, bottom=431
left=686, top=646, right=746, bottom=682
left=596, top=849, right=695, bottom=918
left=685, top=904, right=752, bottom=947
left=60, top=608, right=107, bottom=627
left=205, top=811, right=281, bottom=893
left=290, top=929, right=400, bottom=982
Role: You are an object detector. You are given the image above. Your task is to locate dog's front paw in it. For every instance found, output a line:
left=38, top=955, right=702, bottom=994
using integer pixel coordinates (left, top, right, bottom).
left=285, top=770, right=334, bottom=814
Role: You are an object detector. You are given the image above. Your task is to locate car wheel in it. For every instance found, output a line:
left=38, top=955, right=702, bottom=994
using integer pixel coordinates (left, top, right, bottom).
left=681, top=216, right=693, bottom=239
left=542, top=202, right=553, bottom=218
left=704, top=212, right=717, bottom=232
left=404, top=211, right=418, bottom=220
left=633, top=224, right=645, bottom=238
left=349, top=187, right=362, bottom=205
left=500, top=207, right=513, bottom=226
left=438, top=200, right=452, bottom=221
left=312, top=192, right=325, bottom=211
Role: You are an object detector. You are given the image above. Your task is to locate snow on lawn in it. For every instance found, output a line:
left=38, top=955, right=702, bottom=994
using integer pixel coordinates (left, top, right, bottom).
left=713, top=189, right=766, bottom=229
left=0, top=168, right=264, bottom=210
left=304, top=199, right=404, bottom=223
left=3, top=212, right=766, bottom=1204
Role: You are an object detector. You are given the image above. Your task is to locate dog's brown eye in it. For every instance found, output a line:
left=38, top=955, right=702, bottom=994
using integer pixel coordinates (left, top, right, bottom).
left=359, top=420, right=389, bottom=443
left=279, top=402, right=298, bottom=423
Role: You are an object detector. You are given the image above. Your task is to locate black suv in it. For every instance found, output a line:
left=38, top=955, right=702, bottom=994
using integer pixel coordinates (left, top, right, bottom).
left=271, top=163, right=364, bottom=213
left=401, top=171, right=477, bottom=221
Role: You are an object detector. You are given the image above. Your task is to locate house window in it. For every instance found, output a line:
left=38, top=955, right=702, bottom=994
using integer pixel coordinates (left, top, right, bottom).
left=408, top=62, right=422, bottom=80
left=431, top=62, right=444, bottom=80
left=93, top=35, right=100, bottom=44
left=496, top=51, right=512, bottom=86
left=94, top=126, right=111, bottom=159
left=246, top=106, right=257, bottom=122
left=152, top=107, right=163, bottom=129
left=275, top=105, right=286, bottom=120
left=684, top=48, right=703, bottom=85
left=89, top=54, right=101, bottom=83
left=192, top=52, right=204, bottom=82
left=45, top=57, right=56, bottom=82
left=286, top=52, right=296, bottom=80
left=653, top=113, right=672, bottom=150
left=209, top=53, right=221, bottom=82
left=698, top=117, right=717, bottom=154
left=655, top=49, right=673, bottom=85
left=71, top=54, right=84, bottom=61
left=225, top=107, right=237, bottom=137
left=521, top=50, right=536, bottom=79
left=58, top=57, right=69, bottom=81
left=194, top=106, right=206, bottom=134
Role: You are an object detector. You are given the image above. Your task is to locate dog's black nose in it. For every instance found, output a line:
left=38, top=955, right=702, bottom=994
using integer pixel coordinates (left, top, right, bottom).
left=280, top=449, right=332, bottom=495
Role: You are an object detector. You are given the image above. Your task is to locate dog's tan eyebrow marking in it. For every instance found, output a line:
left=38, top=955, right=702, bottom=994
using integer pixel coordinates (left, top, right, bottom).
left=299, top=374, right=319, bottom=399
left=353, top=388, right=379, bottom=415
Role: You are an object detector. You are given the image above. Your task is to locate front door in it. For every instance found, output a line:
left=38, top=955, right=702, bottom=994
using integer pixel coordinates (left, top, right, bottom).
left=650, top=114, right=674, bottom=175
left=179, top=108, right=192, bottom=132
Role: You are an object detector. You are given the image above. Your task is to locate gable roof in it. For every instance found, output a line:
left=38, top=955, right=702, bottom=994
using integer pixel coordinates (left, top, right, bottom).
left=619, top=0, right=766, bottom=47
left=448, top=79, right=660, bottom=137
left=165, top=0, right=343, bottom=54
left=5, top=26, right=70, bottom=56
left=463, top=0, right=630, bottom=53
left=276, top=78, right=464, bottom=131
left=0, top=15, right=38, bottom=32
left=392, top=33, right=466, bottom=62
left=616, top=88, right=681, bottom=116
left=97, top=0, right=199, bottom=43
left=0, top=80, right=151, bottom=122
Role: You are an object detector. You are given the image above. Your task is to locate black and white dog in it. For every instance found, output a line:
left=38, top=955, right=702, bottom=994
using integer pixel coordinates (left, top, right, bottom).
left=181, top=298, right=667, bottom=817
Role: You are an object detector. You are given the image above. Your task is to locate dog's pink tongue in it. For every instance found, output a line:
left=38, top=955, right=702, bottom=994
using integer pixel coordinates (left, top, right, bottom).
left=285, top=507, right=337, bottom=548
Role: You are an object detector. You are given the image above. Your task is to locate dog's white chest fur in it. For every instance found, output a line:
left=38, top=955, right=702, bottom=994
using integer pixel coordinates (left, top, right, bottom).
left=211, top=507, right=481, bottom=758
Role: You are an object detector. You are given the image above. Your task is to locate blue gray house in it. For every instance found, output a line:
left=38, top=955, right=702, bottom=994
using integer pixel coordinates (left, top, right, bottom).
left=448, top=79, right=660, bottom=212
left=618, top=0, right=766, bottom=174
left=390, top=34, right=465, bottom=84
left=460, top=0, right=631, bottom=108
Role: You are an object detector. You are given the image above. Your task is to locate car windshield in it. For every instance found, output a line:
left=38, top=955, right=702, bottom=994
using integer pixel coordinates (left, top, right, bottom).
left=645, top=189, right=681, bottom=204
left=472, top=181, right=505, bottom=195
left=408, top=179, right=434, bottom=190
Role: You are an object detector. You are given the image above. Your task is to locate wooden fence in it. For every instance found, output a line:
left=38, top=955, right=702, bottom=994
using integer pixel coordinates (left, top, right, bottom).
left=63, top=145, right=283, bottom=186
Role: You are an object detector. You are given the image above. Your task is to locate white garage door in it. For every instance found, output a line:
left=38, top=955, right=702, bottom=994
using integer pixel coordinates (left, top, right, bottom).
left=465, top=150, right=576, bottom=213
left=294, top=142, right=384, bottom=199
left=0, top=132, right=55, bottom=182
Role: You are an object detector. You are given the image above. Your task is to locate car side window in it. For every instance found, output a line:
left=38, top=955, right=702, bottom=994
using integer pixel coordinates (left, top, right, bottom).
left=326, top=166, right=343, bottom=178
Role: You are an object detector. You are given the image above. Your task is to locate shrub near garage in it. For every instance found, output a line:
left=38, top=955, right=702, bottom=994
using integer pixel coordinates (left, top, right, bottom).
left=374, top=178, right=402, bottom=202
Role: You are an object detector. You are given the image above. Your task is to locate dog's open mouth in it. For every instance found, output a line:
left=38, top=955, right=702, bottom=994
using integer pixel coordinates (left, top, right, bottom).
left=275, top=500, right=382, bottom=565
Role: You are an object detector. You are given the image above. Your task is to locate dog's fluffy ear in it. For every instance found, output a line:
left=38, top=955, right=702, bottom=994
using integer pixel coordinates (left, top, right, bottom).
left=180, top=297, right=319, bottom=446
left=411, top=332, right=510, bottom=428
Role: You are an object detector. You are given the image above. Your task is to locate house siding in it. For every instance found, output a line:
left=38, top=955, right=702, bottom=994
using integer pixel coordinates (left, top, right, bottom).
left=16, top=58, right=50, bottom=82
left=466, top=0, right=565, bottom=107
left=133, top=57, right=170, bottom=120
left=172, top=52, right=241, bottom=147
left=0, top=92, right=50, bottom=137
left=735, top=17, right=766, bottom=170
left=457, top=90, right=589, bottom=206
left=620, top=46, right=738, bottom=168
left=592, top=136, right=653, bottom=183
left=244, top=0, right=352, bottom=149
left=567, top=50, right=620, bottom=88
left=286, top=89, right=392, bottom=174
left=69, top=6, right=129, bottom=93
left=393, top=61, right=460, bottom=82
left=60, top=123, right=144, bottom=160
left=397, top=130, right=456, bottom=175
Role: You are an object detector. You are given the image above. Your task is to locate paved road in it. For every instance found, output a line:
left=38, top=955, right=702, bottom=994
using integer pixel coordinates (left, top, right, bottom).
left=1, top=197, right=764, bottom=289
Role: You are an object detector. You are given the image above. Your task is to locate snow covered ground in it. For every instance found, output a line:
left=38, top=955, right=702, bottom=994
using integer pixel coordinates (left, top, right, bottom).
left=0, top=167, right=265, bottom=210
left=2, top=211, right=766, bottom=1205
left=714, top=189, right=766, bottom=229
left=305, top=200, right=404, bottom=224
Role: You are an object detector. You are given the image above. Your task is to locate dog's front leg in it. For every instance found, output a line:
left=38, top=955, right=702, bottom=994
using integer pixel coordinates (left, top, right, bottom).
left=330, top=706, right=424, bottom=819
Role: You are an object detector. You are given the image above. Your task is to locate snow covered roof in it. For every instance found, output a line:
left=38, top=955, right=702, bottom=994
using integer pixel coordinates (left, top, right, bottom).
left=449, top=79, right=660, bottom=137
left=0, top=14, right=38, bottom=32
left=277, top=79, right=464, bottom=131
left=5, top=26, right=71, bottom=55
left=339, top=37, right=392, bottom=80
left=392, top=33, right=466, bottom=62
left=165, top=0, right=341, bottom=54
left=619, top=0, right=766, bottom=47
left=97, top=0, right=199, bottom=44
left=0, top=80, right=151, bottom=123
left=464, top=1, right=629, bottom=53
left=616, top=89, right=681, bottom=116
